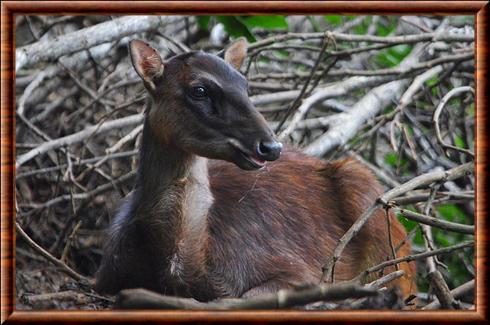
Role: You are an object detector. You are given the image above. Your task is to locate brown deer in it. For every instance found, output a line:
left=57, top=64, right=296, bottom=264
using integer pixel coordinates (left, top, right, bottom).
left=95, top=39, right=416, bottom=302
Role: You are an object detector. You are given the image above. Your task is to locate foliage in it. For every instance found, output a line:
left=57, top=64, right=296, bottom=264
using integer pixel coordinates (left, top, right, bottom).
left=198, top=15, right=288, bottom=42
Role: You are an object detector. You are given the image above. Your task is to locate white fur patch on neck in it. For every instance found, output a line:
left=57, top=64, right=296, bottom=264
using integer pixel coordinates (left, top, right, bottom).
left=171, top=157, right=214, bottom=280
left=181, top=156, right=213, bottom=231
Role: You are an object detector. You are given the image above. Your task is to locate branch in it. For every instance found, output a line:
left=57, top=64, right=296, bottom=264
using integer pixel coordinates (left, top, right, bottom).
left=433, top=86, right=475, bottom=157
left=16, top=114, right=143, bottom=169
left=301, top=42, right=431, bottom=157
left=278, top=75, right=393, bottom=140
left=18, top=170, right=136, bottom=213
left=381, top=162, right=473, bottom=201
left=16, top=16, right=177, bottom=72
left=275, top=36, right=333, bottom=133
left=16, top=222, right=91, bottom=284
left=423, top=279, right=475, bottom=310
left=114, top=283, right=378, bottom=310
left=357, top=241, right=474, bottom=281
left=301, top=22, right=468, bottom=158
left=16, top=149, right=138, bottom=179
left=303, top=78, right=409, bottom=157
left=389, top=64, right=445, bottom=152
left=427, top=270, right=460, bottom=309
left=248, top=31, right=474, bottom=51
left=366, top=270, right=406, bottom=289
left=396, top=207, right=474, bottom=235
left=328, top=52, right=472, bottom=77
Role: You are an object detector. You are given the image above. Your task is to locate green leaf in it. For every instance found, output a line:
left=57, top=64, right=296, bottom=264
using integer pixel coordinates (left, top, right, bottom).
left=425, top=76, right=439, bottom=87
left=216, top=16, right=256, bottom=42
left=434, top=230, right=452, bottom=247
left=398, top=208, right=425, bottom=246
left=376, top=45, right=412, bottom=68
left=454, top=135, right=466, bottom=149
left=376, top=53, right=395, bottom=68
left=376, top=17, right=397, bottom=37
left=468, top=103, right=475, bottom=117
left=385, top=153, right=398, bottom=167
left=240, top=16, right=288, bottom=30
left=388, top=44, right=412, bottom=61
left=307, top=16, right=321, bottom=32
left=353, top=17, right=371, bottom=35
left=324, top=15, right=342, bottom=25
left=437, top=204, right=467, bottom=223
left=196, top=16, right=211, bottom=30
left=275, top=49, right=290, bottom=58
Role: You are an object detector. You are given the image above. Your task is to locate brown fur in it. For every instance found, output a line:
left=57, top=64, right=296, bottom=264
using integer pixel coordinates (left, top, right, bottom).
left=96, top=149, right=416, bottom=300
left=95, top=40, right=416, bottom=303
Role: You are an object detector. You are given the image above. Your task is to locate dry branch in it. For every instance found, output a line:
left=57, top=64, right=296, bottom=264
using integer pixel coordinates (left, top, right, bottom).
left=278, top=75, right=393, bottom=140
left=16, top=16, right=178, bottom=72
left=433, top=86, right=475, bottom=157
left=16, top=222, right=91, bottom=284
left=427, top=270, right=459, bottom=309
left=423, top=279, right=475, bottom=309
left=328, top=52, right=473, bottom=77
left=115, top=283, right=378, bottom=310
left=18, top=170, right=136, bottom=213
left=357, top=241, right=474, bottom=281
left=303, top=78, right=409, bottom=157
left=302, top=42, right=431, bottom=157
left=249, top=31, right=474, bottom=51
left=16, top=114, right=143, bottom=168
left=396, top=208, right=474, bottom=234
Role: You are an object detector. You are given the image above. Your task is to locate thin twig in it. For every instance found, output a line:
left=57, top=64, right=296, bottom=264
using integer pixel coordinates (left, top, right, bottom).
left=16, top=222, right=91, bottom=284
left=433, top=86, right=475, bottom=157
left=275, top=34, right=332, bottom=133
left=356, top=241, right=474, bottom=282
left=396, top=208, right=474, bottom=235
left=16, top=114, right=143, bottom=168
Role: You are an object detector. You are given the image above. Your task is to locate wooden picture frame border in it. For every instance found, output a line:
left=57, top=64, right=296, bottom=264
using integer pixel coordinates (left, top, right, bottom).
left=1, top=1, right=488, bottom=323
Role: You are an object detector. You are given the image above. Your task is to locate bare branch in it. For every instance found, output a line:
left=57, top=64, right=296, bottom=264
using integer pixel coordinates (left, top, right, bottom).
left=278, top=75, right=393, bottom=140
left=16, top=222, right=91, bottom=284
left=423, top=279, right=475, bottom=310
left=357, top=241, right=474, bottom=281
left=328, top=52, right=472, bottom=77
left=433, top=86, right=475, bottom=157
left=114, top=283, right=378, bottom=310
left=16, top=114, right=143, bottom=169
left=396, top=207, right=474, bottom=234
left=249, top=31, right=474, bottom=51
left=302, top=42, right=431, bottom=157
left=16, top=16, right=178, bottom=72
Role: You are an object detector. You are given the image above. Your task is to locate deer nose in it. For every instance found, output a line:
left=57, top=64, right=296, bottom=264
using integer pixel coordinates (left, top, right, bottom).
left=256, top=140, right=283, bottom=161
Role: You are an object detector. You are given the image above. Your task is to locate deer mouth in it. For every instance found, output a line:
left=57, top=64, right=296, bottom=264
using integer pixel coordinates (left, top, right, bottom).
left=239, top=151, right=266, bottom=169
left=227, top=138, right=266, bottom=170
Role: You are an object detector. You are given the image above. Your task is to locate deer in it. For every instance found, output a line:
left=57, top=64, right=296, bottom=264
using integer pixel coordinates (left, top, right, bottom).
left=95, top=38, right=416, bottom=303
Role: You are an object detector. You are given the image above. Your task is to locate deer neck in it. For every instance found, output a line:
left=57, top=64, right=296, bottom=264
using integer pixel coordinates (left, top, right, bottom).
left=135, top=118, right=213, bottom=275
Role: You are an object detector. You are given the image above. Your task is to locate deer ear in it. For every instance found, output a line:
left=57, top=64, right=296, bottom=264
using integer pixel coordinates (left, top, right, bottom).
left=224, top=37, right=248, bottom=70
left=129, top=40, right=164, bottom=93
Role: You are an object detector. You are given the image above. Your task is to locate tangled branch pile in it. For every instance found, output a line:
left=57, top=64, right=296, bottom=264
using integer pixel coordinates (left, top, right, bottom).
left=15, top=15, right=475, bottom=310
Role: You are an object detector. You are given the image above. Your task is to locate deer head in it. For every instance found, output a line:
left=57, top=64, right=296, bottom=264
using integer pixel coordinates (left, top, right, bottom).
left=129, top=38, right=282, bottom=170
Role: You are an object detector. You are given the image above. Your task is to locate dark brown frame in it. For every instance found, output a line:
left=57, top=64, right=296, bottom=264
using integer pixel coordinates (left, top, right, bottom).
left=1, top=1, right=488, bottom=323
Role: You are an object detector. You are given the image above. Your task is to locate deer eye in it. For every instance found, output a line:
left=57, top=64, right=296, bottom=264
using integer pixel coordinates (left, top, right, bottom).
left=190, top=86, right=207, bottom=99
